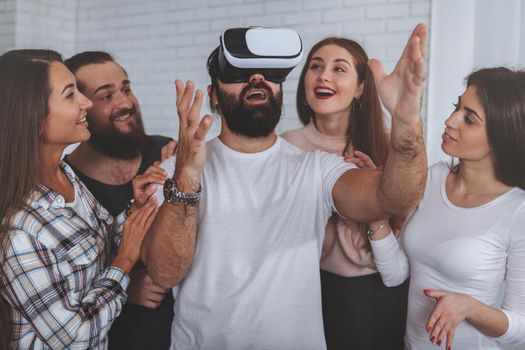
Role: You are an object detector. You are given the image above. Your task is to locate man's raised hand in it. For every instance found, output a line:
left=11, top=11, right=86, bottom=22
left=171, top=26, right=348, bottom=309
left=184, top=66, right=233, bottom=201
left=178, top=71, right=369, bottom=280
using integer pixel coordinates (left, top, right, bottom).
left=173, top=80, right=214, bottom=191
left=368, top=23, right=427, bottom=126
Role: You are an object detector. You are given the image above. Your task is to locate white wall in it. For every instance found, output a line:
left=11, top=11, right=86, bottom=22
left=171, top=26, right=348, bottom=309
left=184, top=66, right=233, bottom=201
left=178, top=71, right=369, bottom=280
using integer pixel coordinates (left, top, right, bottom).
left=0, top=0, right=77, bottom=57
left=427, top=0, right=525, bottom=164
left=15, top=0, right=77, bottom=57
left=72, top=0, right=430, bottom=139
left=0, top=0, right=16, bottom=53
left=0, top=0, right=430, bottom=139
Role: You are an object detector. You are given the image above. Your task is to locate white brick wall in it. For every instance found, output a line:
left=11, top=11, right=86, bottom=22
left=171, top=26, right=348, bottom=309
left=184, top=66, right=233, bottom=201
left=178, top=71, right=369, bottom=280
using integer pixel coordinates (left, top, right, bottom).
left=75, top=0, right=430, bottom=138
left=0, top=0, right=16, bottom=53
left=0, top=0, right=431, bottom=139
left=14, top=0, right=77, bottom=57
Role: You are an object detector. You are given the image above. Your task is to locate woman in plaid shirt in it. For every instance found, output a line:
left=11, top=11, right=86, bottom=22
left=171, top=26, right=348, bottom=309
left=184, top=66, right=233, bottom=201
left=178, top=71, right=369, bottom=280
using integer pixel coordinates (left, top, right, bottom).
left=0, top=50, right=159, bottom=349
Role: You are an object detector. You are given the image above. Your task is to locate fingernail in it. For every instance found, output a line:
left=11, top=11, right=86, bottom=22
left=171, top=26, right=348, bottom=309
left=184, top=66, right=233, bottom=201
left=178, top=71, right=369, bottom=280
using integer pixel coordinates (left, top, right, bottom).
left=426, top=326, right=432, bottom=333
left=423, top=289, right=431, bottom=296
left=437, top=339, right=442, bottom=346
left=430, top=336, right=435, bottom=343
left=447, top=346, right=451, bottom=350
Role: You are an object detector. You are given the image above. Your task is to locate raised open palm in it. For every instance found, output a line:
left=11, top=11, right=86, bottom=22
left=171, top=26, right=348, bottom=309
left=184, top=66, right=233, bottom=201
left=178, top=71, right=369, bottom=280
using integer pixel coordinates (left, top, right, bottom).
left=369, top=23, right=427, bottom=125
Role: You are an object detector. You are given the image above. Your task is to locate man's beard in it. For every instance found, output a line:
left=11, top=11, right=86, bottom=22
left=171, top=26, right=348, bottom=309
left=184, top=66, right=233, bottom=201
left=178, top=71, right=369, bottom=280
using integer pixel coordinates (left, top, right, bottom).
left=216, top=81, right=283, bottom=138
left=87, top=107, right=147, bottom=160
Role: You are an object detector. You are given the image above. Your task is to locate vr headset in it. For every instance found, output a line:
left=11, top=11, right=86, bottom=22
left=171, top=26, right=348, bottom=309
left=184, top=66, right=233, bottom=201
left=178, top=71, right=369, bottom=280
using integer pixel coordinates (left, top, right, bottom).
left=216, top=27, right=303, bottom=83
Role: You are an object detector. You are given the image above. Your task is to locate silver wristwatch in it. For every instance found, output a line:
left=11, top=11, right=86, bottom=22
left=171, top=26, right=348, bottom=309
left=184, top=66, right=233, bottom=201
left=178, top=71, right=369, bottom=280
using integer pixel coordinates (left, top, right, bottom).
left=163, top=178, right=202, bottom=205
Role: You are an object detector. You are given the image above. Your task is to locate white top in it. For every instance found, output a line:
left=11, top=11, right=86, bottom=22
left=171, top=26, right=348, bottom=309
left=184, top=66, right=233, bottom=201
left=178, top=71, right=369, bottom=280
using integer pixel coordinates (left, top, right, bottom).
left=370, top=161, right=525, bottom=349
left=157, top=137, right=355, bottom=350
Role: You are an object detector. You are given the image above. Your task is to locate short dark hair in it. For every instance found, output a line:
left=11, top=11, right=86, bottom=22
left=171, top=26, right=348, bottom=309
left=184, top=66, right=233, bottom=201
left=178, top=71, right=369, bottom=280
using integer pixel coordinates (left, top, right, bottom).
left=64, top=51, right=127, bottom=92
left=466, top=67, right=525, bottom=189
left=206, top=46, right=223, bottom=112
left=206, top=46, right=221, bottom=88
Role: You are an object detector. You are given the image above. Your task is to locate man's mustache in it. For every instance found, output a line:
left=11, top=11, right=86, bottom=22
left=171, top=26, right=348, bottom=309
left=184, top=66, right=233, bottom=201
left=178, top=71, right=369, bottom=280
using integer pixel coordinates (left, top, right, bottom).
left=110, top=107, right=136, bottom=121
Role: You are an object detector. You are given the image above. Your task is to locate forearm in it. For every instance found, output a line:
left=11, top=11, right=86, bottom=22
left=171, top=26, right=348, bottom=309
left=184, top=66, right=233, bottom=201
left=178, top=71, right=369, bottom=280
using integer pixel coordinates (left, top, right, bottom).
left=141, top=201, right=197, bottom=288
left=379, top=118, right=427, bottom=215
left=138, top=78, right=211, bottom=288
left=111, top=255, right=135, bottom=273
left=467, top=300, right=509, bottom=338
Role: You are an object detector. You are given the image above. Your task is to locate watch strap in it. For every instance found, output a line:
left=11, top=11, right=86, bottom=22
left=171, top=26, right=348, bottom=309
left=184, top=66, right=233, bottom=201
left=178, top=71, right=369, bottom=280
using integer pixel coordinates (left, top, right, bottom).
left=163, top=178, right=201, bottom=205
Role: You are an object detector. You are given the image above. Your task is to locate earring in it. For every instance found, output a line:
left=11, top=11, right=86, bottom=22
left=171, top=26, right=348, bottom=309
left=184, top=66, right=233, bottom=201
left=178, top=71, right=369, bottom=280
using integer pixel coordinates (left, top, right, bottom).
left=352, top=96, right=363, bottom=111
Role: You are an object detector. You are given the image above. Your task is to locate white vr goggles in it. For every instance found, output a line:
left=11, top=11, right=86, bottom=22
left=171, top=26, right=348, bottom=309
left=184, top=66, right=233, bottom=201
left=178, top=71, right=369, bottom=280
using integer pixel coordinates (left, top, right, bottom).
left=217, top=27, right=303, bottom=83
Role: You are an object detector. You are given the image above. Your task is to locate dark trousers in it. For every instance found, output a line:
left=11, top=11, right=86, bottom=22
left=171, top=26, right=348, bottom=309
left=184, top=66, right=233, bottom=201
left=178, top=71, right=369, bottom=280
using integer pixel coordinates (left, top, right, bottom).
left=108, top=291, right=174, bottom=350
left=321, top=270, right=409, bottom=350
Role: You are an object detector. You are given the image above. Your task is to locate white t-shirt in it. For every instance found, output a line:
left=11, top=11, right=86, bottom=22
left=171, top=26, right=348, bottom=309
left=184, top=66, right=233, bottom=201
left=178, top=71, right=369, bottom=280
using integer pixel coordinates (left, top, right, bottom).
left=157, top=137, right=355, bottom=350
left=282, top=122, right=378, bottom=277
left=370, top=162, right=525, bottom=349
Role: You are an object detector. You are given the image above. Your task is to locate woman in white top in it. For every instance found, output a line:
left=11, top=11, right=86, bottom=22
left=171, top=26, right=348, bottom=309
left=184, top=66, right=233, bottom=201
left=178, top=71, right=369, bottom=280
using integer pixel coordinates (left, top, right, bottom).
left=369, top=67, right=525, bottom=350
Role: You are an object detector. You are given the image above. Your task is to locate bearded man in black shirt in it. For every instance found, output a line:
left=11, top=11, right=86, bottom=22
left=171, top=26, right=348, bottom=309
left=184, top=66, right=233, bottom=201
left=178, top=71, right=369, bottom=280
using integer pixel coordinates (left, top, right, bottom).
left=64, top=51, right=175, bottom=350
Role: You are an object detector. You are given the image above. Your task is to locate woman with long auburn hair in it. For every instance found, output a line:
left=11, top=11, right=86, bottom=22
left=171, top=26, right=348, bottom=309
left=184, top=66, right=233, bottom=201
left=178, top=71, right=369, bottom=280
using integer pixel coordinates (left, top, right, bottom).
left=282, top=37, right=408, bottom=349
left=0, top=49, right=158, bottom=349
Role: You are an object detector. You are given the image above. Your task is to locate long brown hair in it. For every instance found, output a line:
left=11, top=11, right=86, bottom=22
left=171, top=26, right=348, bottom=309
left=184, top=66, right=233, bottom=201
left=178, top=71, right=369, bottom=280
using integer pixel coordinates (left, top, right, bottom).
left=296, top=38, right=389, bottom=165
left=0, top=49, right=63, bottom=349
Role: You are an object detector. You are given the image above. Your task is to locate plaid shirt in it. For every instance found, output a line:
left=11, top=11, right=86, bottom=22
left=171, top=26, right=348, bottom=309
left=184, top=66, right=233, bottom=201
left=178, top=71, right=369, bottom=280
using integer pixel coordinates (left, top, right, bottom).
left=1, top=162, right=129, bottom=349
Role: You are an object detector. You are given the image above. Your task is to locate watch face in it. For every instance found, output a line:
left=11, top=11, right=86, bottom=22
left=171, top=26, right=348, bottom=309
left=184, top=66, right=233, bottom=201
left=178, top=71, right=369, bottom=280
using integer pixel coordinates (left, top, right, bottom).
left=163, top=178, right=174, bottom=200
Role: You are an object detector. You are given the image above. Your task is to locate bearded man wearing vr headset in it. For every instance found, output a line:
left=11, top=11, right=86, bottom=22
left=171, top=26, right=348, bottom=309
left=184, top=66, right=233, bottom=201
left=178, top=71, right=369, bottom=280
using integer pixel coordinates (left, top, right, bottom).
left=141, top=24, right=428, bottom=349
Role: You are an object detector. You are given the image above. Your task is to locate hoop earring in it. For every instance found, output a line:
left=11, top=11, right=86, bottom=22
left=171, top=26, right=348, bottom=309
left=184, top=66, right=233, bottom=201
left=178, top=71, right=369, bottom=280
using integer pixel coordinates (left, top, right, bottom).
left=352, top=96, right=363, bottom=111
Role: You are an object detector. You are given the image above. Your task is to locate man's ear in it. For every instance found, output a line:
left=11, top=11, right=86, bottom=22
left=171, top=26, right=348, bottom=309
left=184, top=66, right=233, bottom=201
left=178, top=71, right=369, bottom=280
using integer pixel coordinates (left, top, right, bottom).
left=208, top=84, right=218, bottom=109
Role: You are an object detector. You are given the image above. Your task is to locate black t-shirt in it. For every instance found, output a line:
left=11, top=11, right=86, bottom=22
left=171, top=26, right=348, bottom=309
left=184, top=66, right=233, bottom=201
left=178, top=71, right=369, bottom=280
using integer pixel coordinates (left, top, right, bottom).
left=69, top=135, right=171, bottom=217
left=66, top=135, right=174, bottom=350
